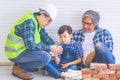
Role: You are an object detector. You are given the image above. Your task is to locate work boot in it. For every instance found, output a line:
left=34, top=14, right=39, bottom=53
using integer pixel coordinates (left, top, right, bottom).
left=12, top=64, right=33, bottom=80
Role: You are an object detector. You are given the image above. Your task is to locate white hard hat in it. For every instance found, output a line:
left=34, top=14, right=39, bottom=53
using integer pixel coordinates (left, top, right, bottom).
left=40, top=3, right=57, bottom=21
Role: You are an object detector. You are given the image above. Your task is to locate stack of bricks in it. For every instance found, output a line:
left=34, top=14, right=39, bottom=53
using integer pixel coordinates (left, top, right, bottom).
left=82, top=63, right=120, bottom=80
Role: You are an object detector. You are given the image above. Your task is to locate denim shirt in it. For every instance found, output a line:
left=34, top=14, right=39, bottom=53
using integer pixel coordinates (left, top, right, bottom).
left=73, top=28, right=113, bottom=53
left=59, top=39, right=83, bottom=64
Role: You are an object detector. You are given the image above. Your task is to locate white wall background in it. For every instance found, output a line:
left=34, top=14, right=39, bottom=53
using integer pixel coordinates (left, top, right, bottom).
left=0, top=0, right=120, bottom=63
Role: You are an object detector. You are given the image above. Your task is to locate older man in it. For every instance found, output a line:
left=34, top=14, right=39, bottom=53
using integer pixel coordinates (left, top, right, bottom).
left=73, top=10, right=115, bottom=67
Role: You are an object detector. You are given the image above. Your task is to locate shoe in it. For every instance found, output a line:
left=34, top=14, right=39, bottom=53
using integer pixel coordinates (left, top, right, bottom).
left=12, top=64, right=33, bottom=80
left=40, top=67, right=46, bottom=70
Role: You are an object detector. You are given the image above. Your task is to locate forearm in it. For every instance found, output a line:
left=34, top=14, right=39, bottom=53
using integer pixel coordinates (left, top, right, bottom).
left=85, top=51, right=95, bottom=66
left=40, top=28, right=55, bottom=45
left=67, top=58, right=82, bottom=66
left=54, top=55, right=60, bottom=64
left=25, top=40, right=50, bottom=51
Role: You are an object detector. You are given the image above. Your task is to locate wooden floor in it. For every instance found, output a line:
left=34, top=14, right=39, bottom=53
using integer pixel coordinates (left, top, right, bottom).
left=0, top=66, right=61, bottom=80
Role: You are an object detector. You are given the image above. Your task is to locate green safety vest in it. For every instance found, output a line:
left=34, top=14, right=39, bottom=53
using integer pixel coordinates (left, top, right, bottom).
left=5, top=12, right=41, bottom=59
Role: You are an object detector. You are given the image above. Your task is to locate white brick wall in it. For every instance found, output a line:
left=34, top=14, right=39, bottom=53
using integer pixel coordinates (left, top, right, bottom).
left=0, top=0, right=120, bottom=63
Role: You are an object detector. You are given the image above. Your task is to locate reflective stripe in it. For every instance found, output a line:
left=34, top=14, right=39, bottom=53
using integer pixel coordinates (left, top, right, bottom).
left=5, top=12, right=40, bottom=58
left=7, top=34, right=24, bottom=45
left=5, top=47, right=17, bottom=52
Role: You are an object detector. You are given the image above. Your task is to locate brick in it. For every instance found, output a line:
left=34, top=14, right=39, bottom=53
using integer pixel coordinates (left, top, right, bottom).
left=82, top=74, right=91, bottom=79
left=103, top=69, right=115, bottom=74
left=82, top=79, right=91, bottom=80
left=107, top=78, right=116, bottom=80
left=101, top=79, right=113, bottom=80
left=90, top=78, right=100, bottom=80
left=116, top=70, right=120, bottom=74
left=99, top=70, right=107, bottom=75
left=82, top=68, right=93, bottom=74
left=82, top=68, right=99, bottom=75
left=116, top=74, right=120, bottom=78
left=90, top=63, right=107, bottom=70
left=108, top=64, right=120, bottom=70
left=100, top=78, right=110, bottom=80
left=93, top=74, right=108, bottom=79
left=82, top=68, right=92, bottom=74
left=109, top=74, right=117, bottom=79
left=92, top=70, right=99, bottom=75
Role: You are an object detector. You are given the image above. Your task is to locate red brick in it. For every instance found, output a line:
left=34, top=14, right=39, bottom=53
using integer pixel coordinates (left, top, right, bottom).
left=82, top=79, right=91, bottom=80
left=82, top=68, right=93, bottom=74
left=99, top=70, right=107, bottom=75
left=116, top=70, right=120, bottom=74
left=109, top=74, right=117, bottom=79
left=92, top=70, right=99, bottom=75
left=103, top=69, right=115, bottom=74
left=116, top=74, right=120, bottom=78
left=108, top=79, right=117, bottom=80
left=92, top=73, right=108, bottom=79
left=82, top=74, right=91, bottom=79
left=82, top=68, right=99, bottom=75
left=90, top=78, right=100, bottom=80
left=108, top=64, right=120, bottom=70
left=90, top=63, right=107, bottom=70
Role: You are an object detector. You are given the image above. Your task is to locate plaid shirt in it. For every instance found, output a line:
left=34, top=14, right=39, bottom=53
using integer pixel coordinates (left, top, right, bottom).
left=73, top=28, right=113, bottom=53
left=15, top=13, right=54, bottom=51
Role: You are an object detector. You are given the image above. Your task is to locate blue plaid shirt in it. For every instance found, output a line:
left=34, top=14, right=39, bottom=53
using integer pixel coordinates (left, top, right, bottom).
left=73, top=28, right=113, bottom=53
left=59, top=39, right=83, bottom=64
left=15, top=13, right=54, bottom=51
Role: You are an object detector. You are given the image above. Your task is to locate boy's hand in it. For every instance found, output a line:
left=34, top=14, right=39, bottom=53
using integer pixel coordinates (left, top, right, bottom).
left=50, top=45, right=63, bottom=54
left=61, top=63, right=69, bottom=68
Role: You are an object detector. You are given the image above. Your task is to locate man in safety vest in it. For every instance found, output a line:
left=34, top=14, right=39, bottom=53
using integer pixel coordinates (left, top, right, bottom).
left=5, top=3, right=63, bottom=80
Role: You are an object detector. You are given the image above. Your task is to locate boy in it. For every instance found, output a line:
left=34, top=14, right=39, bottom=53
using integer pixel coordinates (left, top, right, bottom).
left=44, top=25, right=83, bottom=78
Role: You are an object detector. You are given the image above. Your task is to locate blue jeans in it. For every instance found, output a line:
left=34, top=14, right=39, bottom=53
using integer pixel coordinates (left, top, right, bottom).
left=10, top=50, right=51, bottom=73
left=44, top=60, right=78, bottom=78
left=93, top=42, right=115, bottom=64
